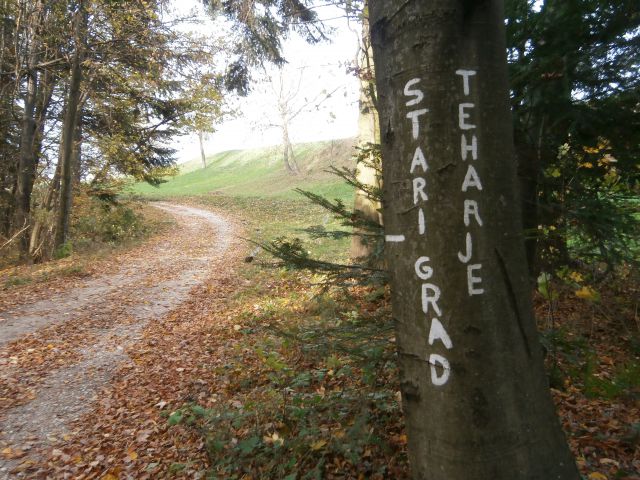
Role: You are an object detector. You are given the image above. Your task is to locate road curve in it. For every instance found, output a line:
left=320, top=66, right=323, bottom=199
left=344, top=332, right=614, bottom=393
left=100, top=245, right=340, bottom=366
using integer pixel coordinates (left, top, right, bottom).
left=0, top=203, right=234, bottom=478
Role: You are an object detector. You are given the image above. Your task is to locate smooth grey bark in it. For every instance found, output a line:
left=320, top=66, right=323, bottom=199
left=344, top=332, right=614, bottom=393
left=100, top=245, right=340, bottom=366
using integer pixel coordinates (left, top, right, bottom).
left=198, top=130, right=206, bottom=169
left=350, top=9, right=383, bottom=260
left=369, top=1, right=578, bottom=479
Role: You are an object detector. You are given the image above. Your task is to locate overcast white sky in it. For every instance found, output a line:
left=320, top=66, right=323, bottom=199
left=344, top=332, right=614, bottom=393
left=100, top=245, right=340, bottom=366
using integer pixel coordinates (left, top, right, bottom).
left=170, top=1, right=360, bottom=163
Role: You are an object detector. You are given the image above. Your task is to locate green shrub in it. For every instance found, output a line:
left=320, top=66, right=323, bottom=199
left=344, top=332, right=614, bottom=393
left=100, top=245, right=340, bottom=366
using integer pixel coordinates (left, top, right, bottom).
left=53, top=241, right=73, bottom=259
left=72, top=196, right=148, bottom=246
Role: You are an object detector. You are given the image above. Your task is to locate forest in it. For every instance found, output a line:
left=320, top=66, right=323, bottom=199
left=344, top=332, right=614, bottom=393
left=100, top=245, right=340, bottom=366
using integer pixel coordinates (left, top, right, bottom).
left=0, top=0, right=638, bottom=479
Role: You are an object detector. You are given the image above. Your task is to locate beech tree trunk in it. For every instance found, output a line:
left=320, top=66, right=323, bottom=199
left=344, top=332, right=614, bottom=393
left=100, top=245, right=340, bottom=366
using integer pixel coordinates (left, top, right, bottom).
left=350, top=9, right=383, bottom=260
left=369, top=1, right=579, bottom=479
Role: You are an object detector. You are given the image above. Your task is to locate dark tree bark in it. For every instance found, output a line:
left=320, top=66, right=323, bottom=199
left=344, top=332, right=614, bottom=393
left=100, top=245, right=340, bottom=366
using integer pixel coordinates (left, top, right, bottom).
left=369, top=1, right=579, bottom=479
left=14, top=67, right=39, bottom=252
left=33, top=69, right=55, bottom=170
left=13, top=0, right=45, bottom=255
left=72, top=107, right=84, bottom=184
left=55, top=1, right=86, bottom=249
left=0, top=1, right=16, bottom=237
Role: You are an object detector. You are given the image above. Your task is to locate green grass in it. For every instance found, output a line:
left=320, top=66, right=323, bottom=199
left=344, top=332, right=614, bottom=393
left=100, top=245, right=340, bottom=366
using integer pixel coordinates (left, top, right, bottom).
left=196, top=195, right=352, bottom=263
left=132, top=139, right=356, bottom=202
left=130, top=138, right=359, bottom=264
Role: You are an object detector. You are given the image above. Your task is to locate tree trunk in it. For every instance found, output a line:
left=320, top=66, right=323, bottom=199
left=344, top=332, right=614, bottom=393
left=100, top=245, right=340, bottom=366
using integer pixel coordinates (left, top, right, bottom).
left=0, top=1, right=15, bottom=237
left=13, top=0, right=44, bottom=255
left=281, top=121, right=298, bottom=175
left=198, top=130, right=207, bottom=168
left=72, top=107, right=84, bottom=184
left=29, top=159, right=60, bottom=260
left=55, top=1, right=85, bottom=249
left=350, top=9, right=383, bottom=260
left=369, top=1, right=578, bottom=479
left=14, top=67, right=38, bottom=253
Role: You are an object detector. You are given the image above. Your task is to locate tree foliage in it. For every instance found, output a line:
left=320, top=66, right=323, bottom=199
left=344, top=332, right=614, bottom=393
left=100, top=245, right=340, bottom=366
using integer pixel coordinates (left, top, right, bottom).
left=506, top=0, right=640, bottom=274
left=202, top=0, right=331, bottom=94
left=0, top=0, right=226, bottom=260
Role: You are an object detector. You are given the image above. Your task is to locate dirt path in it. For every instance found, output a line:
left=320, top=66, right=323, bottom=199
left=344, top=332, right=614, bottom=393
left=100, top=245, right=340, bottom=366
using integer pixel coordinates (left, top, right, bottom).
left=0, top=203, right=238, bottom=478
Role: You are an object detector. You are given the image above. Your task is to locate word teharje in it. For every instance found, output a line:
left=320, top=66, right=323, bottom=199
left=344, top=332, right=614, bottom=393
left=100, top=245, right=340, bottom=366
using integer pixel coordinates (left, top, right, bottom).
left=391, top=70, right=485, bottom=387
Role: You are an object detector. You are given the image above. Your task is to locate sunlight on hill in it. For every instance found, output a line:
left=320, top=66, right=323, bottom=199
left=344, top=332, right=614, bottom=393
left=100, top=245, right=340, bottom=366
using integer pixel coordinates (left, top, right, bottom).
left=132, top=138, right=357, bottom=202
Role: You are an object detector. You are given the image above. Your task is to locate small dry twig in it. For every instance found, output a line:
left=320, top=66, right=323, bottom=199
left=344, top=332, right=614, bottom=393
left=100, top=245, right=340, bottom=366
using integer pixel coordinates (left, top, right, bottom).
left=0, top=222, right=29, bottom=252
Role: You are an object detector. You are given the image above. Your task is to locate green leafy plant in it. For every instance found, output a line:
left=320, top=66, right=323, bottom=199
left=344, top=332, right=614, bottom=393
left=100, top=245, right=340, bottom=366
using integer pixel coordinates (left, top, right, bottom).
left=53, top=241, right=73, bottom=259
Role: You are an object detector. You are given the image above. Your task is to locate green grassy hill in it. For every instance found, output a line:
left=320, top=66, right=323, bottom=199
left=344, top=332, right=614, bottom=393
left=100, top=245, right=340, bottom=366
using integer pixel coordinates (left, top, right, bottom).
left=132, top=138, right=357, bottom=202
left=131, top=138, right=359, bottom=263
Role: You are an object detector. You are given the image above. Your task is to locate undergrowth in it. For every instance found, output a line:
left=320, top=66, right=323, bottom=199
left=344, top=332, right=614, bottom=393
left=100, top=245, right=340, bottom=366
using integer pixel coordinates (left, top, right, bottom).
left=159, top=143, right=638, bottom=478
left=1, top=196, right=173, bottom=289
left=169, top=269, right=409, bottom=480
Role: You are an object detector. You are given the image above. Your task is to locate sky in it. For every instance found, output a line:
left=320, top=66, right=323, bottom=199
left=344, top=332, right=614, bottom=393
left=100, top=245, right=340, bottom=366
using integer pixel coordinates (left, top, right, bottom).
left=169, top=1, right=361, bottom=163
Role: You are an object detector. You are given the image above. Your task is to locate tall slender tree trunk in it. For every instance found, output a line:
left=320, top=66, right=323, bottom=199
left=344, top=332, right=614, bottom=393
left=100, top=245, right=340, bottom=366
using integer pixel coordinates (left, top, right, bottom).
left=33, top=69, right=55, bottom=169
left=72, top=106, right=84, bottom=184
left=369, top=1, right=578, bottom=479
left=55, top=1, right=85, bottom=249
left=281, top=120, right=298, bottom=175
left=0, top=0, right=16, bottom=237
left=198, top=130, right=207, bottom=169
left=13, top=0, right=44, bottom=255
left=14, top=67, right=38, bottom=253
left=350, top=8, right=382, bottom=260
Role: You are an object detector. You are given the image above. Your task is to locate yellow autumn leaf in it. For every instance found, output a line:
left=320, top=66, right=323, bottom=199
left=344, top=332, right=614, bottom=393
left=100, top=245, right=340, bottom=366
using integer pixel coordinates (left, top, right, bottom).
left=599, top=153, right=617, bottom=165
left=101, top=475, right=118, bottom=480
left=568, top=271, right=584, bottom=283
left=575, top=286, right=599, bottom=301
left=587, top=473, right=607, bottom=480
left=311, top=439, right=327, bottom=451
left=128, top=450, right=138, bottom=461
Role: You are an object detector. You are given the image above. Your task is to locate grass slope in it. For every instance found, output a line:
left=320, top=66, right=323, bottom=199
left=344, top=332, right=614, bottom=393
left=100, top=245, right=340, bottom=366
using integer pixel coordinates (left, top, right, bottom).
left=133, top=138, right=357, bottom=202
left=132, top=138, right=359, bottom=264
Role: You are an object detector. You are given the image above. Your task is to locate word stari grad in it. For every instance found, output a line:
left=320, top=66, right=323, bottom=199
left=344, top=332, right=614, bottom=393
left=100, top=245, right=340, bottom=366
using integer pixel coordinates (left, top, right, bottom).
left=387, top=69, right=486, bottom=387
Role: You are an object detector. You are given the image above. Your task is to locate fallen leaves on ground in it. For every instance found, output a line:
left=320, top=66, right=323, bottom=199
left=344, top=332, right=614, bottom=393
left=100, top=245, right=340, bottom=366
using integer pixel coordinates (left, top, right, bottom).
left=1, top=200, right=638, bottom=479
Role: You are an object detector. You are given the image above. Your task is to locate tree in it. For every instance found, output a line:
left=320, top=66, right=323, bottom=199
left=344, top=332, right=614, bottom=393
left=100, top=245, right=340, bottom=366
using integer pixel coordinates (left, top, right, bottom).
left=13, top=0, right=44, bottom=254
left=202, top=0, right=328, bottom=94
left=250, top=65, right=343, bottom=175
left=349, top=2, right=382, bottom=260
left=55, top=0, right=86, bottom=249
left=505, top=0, right=640, bottom=273
left=0, top=0, right=225, bottom=261
left=184, top=71, right=225, bottom=170
left=368, top=1, right=579, bottom=478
